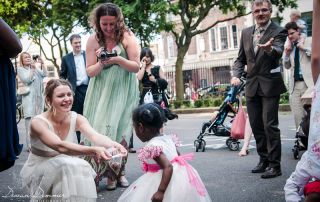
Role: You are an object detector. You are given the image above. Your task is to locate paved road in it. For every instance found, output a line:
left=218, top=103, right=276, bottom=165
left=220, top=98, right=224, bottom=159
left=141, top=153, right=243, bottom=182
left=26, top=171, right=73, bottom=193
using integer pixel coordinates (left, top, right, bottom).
left=0, top=112, right=305, bottom=202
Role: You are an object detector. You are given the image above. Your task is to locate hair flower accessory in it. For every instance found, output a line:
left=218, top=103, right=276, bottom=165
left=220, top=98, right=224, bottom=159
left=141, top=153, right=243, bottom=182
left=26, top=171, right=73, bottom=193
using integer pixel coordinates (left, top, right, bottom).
left=147, top=109, right=150, bottom=114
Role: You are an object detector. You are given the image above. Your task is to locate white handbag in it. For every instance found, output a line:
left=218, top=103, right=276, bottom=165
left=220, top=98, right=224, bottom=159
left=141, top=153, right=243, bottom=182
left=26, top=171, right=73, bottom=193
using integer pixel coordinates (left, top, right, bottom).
left=144, top=91, right=154, bottom=104
left=17, top=86, right=30, bottom=96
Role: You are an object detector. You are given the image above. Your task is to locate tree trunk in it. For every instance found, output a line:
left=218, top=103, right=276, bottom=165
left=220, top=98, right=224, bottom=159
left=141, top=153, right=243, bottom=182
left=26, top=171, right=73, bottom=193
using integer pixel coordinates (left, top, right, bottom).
left=175, top=44, right=189, bottom=101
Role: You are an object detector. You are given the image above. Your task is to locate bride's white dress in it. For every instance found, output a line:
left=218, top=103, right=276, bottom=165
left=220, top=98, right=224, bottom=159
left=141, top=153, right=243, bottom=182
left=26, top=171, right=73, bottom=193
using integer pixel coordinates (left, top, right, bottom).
left=20, top=112, right=97, bottom=202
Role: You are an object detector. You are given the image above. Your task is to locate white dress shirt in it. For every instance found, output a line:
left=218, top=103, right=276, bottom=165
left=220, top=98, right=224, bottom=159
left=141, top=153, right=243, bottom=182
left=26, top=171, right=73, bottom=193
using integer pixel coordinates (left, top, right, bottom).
left=73, top=51, right=89, bottom=86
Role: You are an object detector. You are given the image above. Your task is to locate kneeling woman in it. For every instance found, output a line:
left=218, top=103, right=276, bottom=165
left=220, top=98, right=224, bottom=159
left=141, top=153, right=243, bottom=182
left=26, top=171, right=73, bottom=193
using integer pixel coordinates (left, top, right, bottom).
left=20, top=79, right=127, bottom=202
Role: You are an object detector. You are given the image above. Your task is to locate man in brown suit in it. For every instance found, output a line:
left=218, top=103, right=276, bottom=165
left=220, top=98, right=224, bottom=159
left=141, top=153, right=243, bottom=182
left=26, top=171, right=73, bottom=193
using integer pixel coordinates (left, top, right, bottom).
left=231, top=0, right=287, bottom=178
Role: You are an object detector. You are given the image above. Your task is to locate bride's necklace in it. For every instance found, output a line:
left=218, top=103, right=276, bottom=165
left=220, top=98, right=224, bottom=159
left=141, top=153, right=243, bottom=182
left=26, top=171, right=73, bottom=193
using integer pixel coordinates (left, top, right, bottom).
left=53, top=113, right=67, bottom=137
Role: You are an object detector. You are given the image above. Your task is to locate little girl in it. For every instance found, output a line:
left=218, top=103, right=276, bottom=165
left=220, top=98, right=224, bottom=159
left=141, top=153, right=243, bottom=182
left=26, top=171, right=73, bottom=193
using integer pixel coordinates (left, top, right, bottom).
left=118, top=103, right=212, bottom=202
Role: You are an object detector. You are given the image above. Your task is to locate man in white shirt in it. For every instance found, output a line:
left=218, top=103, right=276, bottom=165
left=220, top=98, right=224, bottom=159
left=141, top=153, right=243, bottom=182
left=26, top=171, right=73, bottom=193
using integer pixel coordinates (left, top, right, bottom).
left=60, top=34, right=89, bottom=143
left=284, top=22, right=313, bottom=138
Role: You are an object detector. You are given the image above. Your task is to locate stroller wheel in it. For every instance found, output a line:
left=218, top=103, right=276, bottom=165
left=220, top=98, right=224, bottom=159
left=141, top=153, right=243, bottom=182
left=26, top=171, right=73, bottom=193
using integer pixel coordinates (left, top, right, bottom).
left=229, top=140, right=240, bottom=151
left=226, top=137, right=233, bottom=147
left=194, top=140, right=200, bottom=152
left=293, top=147, right=300, bottom=159
left=201, top=139, right=206, bottom=152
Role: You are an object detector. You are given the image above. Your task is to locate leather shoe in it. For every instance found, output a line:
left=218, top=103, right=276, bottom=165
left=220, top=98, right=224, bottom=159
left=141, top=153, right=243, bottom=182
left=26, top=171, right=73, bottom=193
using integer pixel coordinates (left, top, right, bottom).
left=261, top=167, right=282, bottom=178
left=251, top=162, right=268, bottom=173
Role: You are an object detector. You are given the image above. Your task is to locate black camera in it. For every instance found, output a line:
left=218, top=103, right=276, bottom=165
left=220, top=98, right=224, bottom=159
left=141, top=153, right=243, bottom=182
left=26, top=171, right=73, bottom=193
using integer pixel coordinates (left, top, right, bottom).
left=99, top=48, right=117, bottom=60
left=32, top=55, right=38, bottom=60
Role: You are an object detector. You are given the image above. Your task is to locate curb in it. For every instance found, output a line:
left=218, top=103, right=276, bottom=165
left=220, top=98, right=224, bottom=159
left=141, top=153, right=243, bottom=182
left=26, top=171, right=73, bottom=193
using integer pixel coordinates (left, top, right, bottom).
left=172, top=104, right=291, bottom=114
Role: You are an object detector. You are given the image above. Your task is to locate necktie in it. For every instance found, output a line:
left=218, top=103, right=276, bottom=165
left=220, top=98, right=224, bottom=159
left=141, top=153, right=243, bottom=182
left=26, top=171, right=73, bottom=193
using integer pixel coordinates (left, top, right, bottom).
left=253, top=27, right=261, bottom=55
left=294, top=42, right=300, bottom=80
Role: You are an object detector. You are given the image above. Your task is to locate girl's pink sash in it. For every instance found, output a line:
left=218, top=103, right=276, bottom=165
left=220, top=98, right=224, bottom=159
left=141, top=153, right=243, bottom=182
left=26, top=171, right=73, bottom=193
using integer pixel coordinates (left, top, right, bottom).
left=141, top=153, right=206, bottom=196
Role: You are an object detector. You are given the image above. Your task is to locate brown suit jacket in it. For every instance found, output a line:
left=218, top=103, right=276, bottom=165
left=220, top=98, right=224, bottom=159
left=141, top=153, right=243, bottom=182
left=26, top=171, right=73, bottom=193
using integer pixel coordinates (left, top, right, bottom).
left=233, top=21, right=287, bottom=97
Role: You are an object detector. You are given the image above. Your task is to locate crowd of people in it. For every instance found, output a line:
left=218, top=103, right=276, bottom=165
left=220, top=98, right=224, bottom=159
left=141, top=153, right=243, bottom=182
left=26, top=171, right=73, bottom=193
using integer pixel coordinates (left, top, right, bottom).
left=0, top=0, right=319, bottom=201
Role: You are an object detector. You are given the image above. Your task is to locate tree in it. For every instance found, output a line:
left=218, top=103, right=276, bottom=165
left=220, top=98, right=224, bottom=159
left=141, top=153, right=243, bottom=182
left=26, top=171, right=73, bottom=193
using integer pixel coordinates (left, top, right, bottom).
left=166, top=0, right=297, bottom=101
left=1, top=0, right=90, bottom=75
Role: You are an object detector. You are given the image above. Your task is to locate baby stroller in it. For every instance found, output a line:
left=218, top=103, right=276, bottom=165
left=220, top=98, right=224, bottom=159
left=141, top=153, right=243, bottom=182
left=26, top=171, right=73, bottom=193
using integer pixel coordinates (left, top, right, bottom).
left=194, top=78, right=246, bottom=152
left=293, top=86, right=313, bottom=159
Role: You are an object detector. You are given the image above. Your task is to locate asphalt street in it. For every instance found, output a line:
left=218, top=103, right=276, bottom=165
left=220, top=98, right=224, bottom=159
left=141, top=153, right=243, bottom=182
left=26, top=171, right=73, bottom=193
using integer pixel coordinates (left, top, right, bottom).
left=0, top=112, right=305, bottom=202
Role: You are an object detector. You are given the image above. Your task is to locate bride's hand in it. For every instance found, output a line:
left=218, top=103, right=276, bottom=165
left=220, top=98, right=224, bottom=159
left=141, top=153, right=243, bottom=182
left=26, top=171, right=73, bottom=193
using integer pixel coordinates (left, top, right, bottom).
left=113, top=142, right=128, bottom=158
left=94, top=147, right=112, bottom=162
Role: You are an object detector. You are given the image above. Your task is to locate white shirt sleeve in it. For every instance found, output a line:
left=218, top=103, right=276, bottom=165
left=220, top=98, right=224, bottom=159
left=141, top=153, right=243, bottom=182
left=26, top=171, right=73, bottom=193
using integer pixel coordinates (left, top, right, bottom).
left=284, top=152, right=312, bottom=202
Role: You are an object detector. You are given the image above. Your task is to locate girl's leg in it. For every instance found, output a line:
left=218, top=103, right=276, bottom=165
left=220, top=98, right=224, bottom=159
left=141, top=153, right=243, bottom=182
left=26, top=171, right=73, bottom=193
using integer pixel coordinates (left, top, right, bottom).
left=239, top=116, right=252, bottom=156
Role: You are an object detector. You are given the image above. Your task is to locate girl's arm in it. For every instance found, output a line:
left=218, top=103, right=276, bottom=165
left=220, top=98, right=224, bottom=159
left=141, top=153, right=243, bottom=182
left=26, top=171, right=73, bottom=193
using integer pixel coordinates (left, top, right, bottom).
left=312, top=0, right=320, bottom=84
left=152, top=153, right=173, bottom=202
left=76, top=114, right=127, bottom=157
left=17, top=67, right=34, bottom=84
left=30, top=119, right=112, bottom=161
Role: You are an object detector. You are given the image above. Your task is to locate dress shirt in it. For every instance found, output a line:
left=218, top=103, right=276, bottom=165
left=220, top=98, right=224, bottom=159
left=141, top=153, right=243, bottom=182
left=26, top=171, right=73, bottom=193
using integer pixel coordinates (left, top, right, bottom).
left=253, top=20, right=273, bottom=55
left=73, top=51, right=89, bottom=86
left=285, top=40, right=310, bottom=79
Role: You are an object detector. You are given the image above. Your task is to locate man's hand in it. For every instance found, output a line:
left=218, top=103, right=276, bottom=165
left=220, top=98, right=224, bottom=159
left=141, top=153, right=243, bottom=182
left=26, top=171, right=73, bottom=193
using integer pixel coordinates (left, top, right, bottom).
left=285, top=46, right=293, bottom=57
left=257, top=38, right=274, bottom=53
left=231, top=77, right=241, bottom=86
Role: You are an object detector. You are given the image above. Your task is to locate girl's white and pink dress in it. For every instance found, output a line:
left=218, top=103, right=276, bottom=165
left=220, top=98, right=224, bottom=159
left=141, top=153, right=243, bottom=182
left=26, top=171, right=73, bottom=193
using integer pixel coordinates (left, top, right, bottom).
left=118, top=134, right=212, bottom=202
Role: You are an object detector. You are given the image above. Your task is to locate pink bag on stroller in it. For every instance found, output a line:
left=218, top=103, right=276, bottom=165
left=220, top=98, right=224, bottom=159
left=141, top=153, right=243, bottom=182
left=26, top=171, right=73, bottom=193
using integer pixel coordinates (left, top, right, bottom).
left=231, top=93, right=247, bottom=139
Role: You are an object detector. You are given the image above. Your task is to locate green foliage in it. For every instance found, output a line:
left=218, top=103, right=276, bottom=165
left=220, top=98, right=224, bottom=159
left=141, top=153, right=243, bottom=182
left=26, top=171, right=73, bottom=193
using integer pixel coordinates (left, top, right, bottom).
left=213, top=97, right=223, bottom=107
left=242, top=97, right=246, bottom=106
left=280, top=91, right=290, bottom=104
left=173, top=101, right=182, bottom=109
left=203, top=99, right=212, bottom=107
left=182, top=100, right=191, bottom=107
left=194, top=100, right=204, bottom=108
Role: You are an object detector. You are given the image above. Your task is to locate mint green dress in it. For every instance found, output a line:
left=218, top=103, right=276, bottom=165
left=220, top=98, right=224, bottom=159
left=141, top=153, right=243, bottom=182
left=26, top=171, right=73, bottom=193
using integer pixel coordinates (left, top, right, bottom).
left=80, top=43, right=139, bottom=189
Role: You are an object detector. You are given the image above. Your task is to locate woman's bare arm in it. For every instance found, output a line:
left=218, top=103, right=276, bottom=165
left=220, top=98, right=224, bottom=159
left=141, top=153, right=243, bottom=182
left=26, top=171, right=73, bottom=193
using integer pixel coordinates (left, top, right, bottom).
left=0, top=18, right=22, bottom=58
left=30, top=118, right=111, bottom=161
left=86, top=34, right=104, bottom=77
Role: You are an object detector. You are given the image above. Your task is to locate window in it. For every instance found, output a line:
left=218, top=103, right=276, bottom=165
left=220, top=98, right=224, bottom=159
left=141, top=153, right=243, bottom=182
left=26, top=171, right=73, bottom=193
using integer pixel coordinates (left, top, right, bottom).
left=200, top=79, right=207, bottom=88
left=219, top=27, right=229, bottom=50
left=301, top=12, right=313, bottom=37
left=231, top=25, right=238, bottom=48
left=209, top=28, right=217, bottom=52
left=47, top=66, right=55, bottom=78
left=167, top=35, right=174, bottom=59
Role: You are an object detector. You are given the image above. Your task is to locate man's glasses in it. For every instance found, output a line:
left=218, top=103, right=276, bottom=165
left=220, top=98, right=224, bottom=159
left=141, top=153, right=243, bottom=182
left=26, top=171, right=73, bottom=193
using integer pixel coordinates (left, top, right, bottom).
left=253, top=8, right=271, bottom=15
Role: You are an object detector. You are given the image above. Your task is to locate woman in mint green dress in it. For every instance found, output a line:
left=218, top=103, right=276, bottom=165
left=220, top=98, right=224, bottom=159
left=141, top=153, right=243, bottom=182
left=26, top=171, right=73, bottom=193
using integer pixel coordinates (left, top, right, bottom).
left=81, top=3, right=139, bottom=191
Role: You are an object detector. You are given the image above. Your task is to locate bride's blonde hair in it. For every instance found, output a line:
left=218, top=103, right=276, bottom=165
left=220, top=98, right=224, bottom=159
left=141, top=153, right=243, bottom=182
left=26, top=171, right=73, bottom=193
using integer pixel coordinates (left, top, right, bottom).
left=44, top=79, right=73, bottom=116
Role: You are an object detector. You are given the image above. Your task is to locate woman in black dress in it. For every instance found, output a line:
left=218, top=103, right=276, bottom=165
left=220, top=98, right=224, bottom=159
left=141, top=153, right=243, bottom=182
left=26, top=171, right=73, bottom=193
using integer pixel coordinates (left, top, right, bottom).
left=137, top=47, right=168, bottom=106
left=0, top=18, right=23, bottom=172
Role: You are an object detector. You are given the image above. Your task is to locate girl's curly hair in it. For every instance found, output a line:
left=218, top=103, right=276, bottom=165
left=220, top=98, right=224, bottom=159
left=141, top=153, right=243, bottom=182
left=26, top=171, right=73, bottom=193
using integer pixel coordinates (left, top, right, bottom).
left=89, top=3, right=130, bottom=47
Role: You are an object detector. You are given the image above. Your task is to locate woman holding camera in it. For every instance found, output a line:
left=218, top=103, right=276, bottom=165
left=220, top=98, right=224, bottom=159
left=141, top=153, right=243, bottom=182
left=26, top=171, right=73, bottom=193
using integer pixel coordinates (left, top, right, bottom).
left=137, top=47, right=167, bottom=106
left=82, top=3, right=139, bottom=191
left=17, top=52, right=48, bottom=151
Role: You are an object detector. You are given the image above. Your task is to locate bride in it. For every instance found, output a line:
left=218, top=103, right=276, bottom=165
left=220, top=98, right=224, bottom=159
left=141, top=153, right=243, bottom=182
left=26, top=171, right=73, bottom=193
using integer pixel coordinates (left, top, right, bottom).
left=20, top=79, right=127, bottom=202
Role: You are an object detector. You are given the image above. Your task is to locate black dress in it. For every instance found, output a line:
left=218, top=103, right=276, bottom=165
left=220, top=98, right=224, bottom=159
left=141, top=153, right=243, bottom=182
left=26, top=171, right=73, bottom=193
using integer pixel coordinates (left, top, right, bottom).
left=140, top=66, right=169, bottom=107
left=0, top=53, right=23, bottom=172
